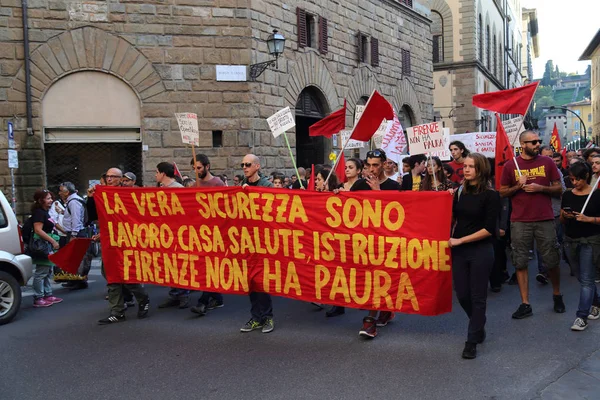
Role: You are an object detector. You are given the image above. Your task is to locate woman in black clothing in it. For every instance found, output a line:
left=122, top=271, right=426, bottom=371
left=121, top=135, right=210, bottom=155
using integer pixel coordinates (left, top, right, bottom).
left=449, top=153, right=500, bottom=359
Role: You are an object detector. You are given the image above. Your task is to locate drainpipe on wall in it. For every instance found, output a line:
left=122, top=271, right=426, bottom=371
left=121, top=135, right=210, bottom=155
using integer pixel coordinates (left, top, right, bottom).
left=21, top=0, right=33, bottom=136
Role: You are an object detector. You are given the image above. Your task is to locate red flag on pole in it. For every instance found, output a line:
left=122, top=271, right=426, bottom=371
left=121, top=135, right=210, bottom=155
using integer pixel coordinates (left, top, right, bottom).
left=350, top=91, right=394, bottom=142
left=309, top=100, right=346, bottom=138
left=308, top=164, right=315, bottom=191
left=335, top=152, right=347, bottom=183
left=472, top=82, right=539, bottom=115
left=173, top=162, right=182, bottom=178
left=494, top=114, right=514, bottom=190
left=48, top=238, right=94, bottom=275
left=561, top=147, right=568, bottom=169
left=550, top=123, right=561, bottom=152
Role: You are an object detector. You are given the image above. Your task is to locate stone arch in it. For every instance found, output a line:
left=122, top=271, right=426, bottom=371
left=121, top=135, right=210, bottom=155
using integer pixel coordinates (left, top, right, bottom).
left=430, top=0, right=454, bottom=62
left=10, top=26, right=166, bottom=102
left=284, top=51, right=338, bottom=115
left=393, top=78, right=423, bottom=125
left=346, top=66, right=382, bottom=121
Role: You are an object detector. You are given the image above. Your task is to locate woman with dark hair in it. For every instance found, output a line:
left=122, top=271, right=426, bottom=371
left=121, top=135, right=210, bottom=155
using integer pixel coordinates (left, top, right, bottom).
left=30, top=189, right=62, bottom=308
left=341, top=158, right=363, bottom=191
left=315, top=167, right=340, bottom=192
left=420, top=156, right=454, bottom=192
left=448, top=153, right=500, bottom=359
left=443, top=163, right=454, bottom=181
left=561, top=161, right=600, bottom=332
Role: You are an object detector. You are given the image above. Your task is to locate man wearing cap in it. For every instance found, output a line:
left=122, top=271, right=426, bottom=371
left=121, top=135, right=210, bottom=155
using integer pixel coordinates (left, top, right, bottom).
left=121, top=172, right=137, bottom=187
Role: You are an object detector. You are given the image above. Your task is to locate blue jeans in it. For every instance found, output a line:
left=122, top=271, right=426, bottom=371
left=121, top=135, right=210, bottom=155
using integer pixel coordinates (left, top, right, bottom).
left=572, top=243, right=600, bottom=320
left=33, top=265, right=53, bottom=299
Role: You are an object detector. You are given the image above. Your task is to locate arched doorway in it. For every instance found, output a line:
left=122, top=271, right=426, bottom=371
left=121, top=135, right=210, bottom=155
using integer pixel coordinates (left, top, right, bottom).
left=42, top=71, right=143, bottom=191
left=397, top=105, right=416, bottom=130
left=295, top=86, right=329, bottom=167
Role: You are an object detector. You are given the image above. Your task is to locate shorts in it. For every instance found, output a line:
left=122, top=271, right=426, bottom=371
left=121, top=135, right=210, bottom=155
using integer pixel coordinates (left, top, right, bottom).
left=511, top=220, right=560, bottom=270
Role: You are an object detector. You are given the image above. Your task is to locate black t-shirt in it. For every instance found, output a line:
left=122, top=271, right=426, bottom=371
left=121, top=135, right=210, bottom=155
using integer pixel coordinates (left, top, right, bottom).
left=452, top=188, right=500, bottom=241
left=350, top=177, right=401, bottom=191
left=561, top=190, right=600, bottom=239
left=31, top=208, right=54, bottom=234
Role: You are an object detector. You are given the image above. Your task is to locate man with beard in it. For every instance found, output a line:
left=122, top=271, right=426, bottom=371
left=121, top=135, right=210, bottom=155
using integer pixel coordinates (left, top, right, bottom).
left=500, top=131, right=565, bottom=320
left=448, top=140, right=470, bottom=184
left=191, top=155, right=225, bottom=188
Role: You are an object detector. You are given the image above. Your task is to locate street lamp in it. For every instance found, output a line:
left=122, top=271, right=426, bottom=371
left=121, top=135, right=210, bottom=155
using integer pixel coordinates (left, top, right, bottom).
left=249, top=30, right=286, bottom=81
left=548, top=106, right=587, bottom=144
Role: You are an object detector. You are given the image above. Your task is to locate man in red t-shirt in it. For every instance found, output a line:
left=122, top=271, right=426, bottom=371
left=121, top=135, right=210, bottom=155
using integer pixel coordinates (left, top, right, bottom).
left=500, top=130, right=565, bottom=320
left=448, top=140, right=470, bottom=184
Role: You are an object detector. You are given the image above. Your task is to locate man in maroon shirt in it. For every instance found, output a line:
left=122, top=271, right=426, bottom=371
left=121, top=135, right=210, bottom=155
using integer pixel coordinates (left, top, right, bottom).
left=500, top=130, right=565, bottom=319
left=190, top=155, right=225, bottom=187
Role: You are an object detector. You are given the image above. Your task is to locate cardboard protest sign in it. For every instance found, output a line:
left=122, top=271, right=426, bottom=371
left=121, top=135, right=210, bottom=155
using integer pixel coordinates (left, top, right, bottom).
left=96, top=186, right=454, bottom=316
left=406, top=122, right=444, bottom=155
left=502, top=115, right=525, bottom=145
left=266, top=107, right=296, bottom=138
left=175, top=113, right=200, bottom=146
left=339, top=130, right=365, bottom=149
left=380, top=112, right=407, bottom=164
left=429, top=128, right=451, bottom=160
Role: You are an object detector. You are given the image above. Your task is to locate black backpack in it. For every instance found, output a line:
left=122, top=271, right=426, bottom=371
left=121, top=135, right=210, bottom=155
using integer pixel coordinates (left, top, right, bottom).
left=21, top=216, right=33, bottom=245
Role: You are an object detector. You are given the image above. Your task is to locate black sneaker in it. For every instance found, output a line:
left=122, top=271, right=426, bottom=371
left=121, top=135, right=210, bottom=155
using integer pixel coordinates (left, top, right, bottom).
left=191, top=303, right=207, bottom=316
left=98, top=314, right=126, bottom=325
left=553, top=294, right=566, bottom=313
left=536, top=273, right=549, bottom=285
left=206, top=299, right=224, bottom=310
left=240, top=318, right=263, bottom=332
left=512, top=303, right=533, bottom=319
left=571, top=317, right=588, bottom=331
left=462, top=342, right=477, bottom=359
left=137, top=298, right=150, bottom=319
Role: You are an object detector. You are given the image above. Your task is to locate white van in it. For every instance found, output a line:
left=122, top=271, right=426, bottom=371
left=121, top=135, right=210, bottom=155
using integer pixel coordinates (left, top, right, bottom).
left=0, top=191, right=33, bottom=325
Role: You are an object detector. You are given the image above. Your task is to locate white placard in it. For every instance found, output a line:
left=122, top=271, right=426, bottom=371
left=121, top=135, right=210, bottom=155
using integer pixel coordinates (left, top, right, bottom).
left=429, top=128, right=452, bottom=160
left=450, top=132, right=497, bottom=157
left=354, top=105, right=365, bottom=124
left=175, top=113, right=200, bottom=146
left=406, top=122, right=445, bottom=155
left=502, top=115, right=526, bottom=145
left=266, top=107, right=295, bottom=138
left=380, top=111, right=407, bottom=164
left=339, top=130, right=365, bottom=149
left=8, top=149, right=18, bottom=168
left=216, top=65, right=247, bottom=82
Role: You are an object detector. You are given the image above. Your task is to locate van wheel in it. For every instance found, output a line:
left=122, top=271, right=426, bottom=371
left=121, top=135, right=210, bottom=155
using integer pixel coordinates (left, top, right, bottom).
left=0, top=271, right=22, bottom=325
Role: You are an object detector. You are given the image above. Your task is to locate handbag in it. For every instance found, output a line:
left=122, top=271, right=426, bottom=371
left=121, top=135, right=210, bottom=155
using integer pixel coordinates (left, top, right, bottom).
left=27, top=232, right=51, bottom=259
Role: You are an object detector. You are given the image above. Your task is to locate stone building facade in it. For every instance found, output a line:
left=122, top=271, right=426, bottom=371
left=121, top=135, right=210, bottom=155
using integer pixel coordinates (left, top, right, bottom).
left=0, top=0, right=433, bottom=215
left=581, top=29, right=600, bottom=143
left=430, top=0, right=524, bottom=135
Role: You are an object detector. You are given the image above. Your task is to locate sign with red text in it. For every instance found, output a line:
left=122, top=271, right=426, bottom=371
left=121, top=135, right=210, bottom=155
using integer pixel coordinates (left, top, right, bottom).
left=429, top=128, right=451, bottom=160
left=175, top=113, right=200, bottom=146
left=380, top=111, right=407, bottom=163
left=95, top=187, right=454, bottom=316
left=406, top=122, right=444, bottom=155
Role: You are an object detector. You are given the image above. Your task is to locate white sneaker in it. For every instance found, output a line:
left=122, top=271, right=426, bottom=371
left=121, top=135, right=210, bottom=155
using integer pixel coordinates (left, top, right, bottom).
left=571, top=317, right=588, bottom=331
left=589, top=306, right=600, bottom=320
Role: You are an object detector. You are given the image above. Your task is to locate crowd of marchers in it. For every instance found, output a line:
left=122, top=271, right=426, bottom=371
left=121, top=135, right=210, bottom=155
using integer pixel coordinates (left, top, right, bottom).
left=22, top=130, right=600, bottom=360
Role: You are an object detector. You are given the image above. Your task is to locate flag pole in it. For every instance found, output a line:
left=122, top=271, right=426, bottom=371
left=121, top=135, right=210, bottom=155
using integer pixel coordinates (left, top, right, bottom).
left=191, top=142, right=200, bottom=187
left=581, top=177, right=600, bottom=215
left=283, top=132, right=304, bottom=189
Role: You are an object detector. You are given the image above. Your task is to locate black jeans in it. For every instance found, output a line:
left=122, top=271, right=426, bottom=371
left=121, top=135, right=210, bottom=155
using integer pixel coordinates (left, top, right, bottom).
left=490, top=236, right=507, bottom=288
left=452, top=241, right=494, bottom=344
left=249, top=292, right=273, bottom=322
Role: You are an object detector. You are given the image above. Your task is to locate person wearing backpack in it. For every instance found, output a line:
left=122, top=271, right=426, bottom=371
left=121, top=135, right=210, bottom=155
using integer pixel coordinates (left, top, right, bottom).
left=59, top=181, right=90, bottom=290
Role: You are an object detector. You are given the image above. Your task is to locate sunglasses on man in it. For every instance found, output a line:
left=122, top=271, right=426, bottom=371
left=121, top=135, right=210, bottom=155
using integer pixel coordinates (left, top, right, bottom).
left=240, top=162, right=253, bottom=168
left=523, top=140, right=542, bottom=145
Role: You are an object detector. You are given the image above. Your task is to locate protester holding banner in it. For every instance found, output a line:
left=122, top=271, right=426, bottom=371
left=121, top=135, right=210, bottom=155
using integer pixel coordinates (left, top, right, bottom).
left=560, top=162, right=600, bottom=331
left=499, top=131, right=565, bottom=320
left=401, top=154, right=427, bottom=192
left=448, top=153, right=500, bottom=359
left=448, top=141, right=470, bottom=184
left=315, top=167, right=340, bottom=192
left=341, top=158, right=363, bottom=191
left=420, top=156, right=454, bottom=192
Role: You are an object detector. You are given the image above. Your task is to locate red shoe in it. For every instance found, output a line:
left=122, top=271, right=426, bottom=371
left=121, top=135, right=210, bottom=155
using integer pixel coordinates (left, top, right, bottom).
left=33, top=298, right=53, bottom=308
left=359, top=317, right=377, bottom=338
left=44, top=296, right=63, bottom=304
left=376, top=311, right=395, bottom=327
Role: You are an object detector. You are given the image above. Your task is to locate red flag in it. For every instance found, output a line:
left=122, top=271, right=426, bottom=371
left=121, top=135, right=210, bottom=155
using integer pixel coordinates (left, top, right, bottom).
left=550, top=123, right=561, bottom=151
left=48, top=238, right=94, bottom=275
left=351, top=91, right=394, bottom=142
left=308, top=164, right=315, bottom=191
left=335, top=152, right=347, bottom=183
left=309, top=100, right=346, bottom=138
left=173, top=162, right=182, bottom=178
left=494, top=114, right=514, bottom=190
left=561, top=147, right=568, bottom=169
left=472, top=82, right=539, bottom=115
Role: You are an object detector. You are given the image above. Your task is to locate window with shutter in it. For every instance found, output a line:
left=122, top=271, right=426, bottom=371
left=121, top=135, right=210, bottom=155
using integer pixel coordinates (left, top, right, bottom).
left=402, top=49, right=411, bottom=75
left=357, top=32, right=368, bottom=63
left=371, top=38, right=379, bottom=67
left=319, top=17, right=328, bottom=54
left=297, top=8, right=307, bottom=48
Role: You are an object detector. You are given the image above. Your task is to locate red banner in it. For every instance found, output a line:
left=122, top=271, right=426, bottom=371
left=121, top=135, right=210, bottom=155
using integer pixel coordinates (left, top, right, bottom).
left=95, top=187, right=453, bottom=316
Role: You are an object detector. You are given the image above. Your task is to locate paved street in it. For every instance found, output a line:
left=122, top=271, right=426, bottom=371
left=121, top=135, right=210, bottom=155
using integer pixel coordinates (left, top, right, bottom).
left=3, top=261, right=600, bottom=400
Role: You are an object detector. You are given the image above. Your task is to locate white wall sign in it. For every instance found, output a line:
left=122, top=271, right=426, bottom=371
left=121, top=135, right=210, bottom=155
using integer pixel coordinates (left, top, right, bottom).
left=266, top=107, right=295, bottom=138
left=175, top=113, right=200, bottom=146
left=216, top=65, right=247, bottom=82
left=8, top=149, right=18, bottom=168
